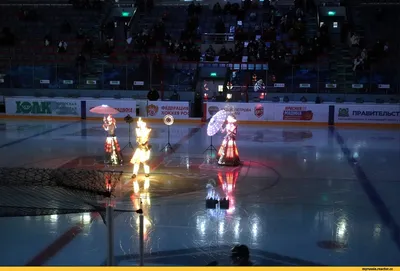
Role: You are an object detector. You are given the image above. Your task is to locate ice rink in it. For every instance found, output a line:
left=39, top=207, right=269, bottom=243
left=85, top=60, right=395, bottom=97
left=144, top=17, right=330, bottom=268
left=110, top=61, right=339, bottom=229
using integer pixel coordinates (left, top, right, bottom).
left=0, top=118, right=399, bottom=266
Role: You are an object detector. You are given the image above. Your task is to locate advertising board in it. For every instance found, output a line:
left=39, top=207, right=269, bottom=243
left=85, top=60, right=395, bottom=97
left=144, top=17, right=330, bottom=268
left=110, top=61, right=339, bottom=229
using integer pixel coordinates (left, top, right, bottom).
left=206, top=102, right=267, bottom=121
left=5, top=97, right=81, bottom=117
left=272, top=104, right=330, bottom=123
left=206, top=102, right=329, bottom=123
left=146, top=101, right=190, bottom=119
left=86, top=99, right=137, bottom=118
left=335, top=104, right=400, bottom=124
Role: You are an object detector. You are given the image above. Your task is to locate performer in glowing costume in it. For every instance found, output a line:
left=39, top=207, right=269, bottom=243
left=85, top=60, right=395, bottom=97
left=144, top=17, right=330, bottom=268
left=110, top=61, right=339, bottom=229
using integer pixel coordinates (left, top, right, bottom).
left=103, top=114, right=123, bottom=165
left=130, top=118, right=151, bottom=178
left=217, top=115, right=240, bottom=166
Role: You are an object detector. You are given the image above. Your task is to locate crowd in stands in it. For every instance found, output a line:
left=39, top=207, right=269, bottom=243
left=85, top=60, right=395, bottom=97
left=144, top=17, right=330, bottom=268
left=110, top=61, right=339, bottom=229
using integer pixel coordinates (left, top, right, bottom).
left=0, top=0, right=105, bottom=74
left=349, top=32, right=390, bottom=73
left=205, top=0, right=327, bottom=74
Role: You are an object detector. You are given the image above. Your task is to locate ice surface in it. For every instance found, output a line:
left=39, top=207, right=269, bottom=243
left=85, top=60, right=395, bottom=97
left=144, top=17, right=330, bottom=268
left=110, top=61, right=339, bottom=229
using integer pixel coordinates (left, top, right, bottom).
left=0, top=120, right=399, bottom=266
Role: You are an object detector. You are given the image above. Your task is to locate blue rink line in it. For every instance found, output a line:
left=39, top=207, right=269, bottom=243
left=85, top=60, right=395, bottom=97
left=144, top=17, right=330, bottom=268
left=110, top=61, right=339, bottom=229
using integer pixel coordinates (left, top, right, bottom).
left=330, top=127, right=400, bottom=252
left=0, top=121, right=79, bottom=149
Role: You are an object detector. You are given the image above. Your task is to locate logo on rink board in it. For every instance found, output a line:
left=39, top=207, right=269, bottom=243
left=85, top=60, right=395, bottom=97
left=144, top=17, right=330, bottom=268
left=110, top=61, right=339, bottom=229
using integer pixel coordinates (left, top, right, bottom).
left=282, top=106, right=313, bottom=121
left=338, top=108, right=350, bottom=117
left=15, top=101, right=79, bottom=116
left=254, top=104, right=264, bottom=118
left=147, top=104, right=159, bottom=116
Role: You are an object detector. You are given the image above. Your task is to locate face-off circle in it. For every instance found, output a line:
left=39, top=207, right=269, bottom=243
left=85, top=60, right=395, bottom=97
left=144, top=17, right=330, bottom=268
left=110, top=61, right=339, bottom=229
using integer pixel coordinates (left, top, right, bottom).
left=163, top=115, right=174, bottom=126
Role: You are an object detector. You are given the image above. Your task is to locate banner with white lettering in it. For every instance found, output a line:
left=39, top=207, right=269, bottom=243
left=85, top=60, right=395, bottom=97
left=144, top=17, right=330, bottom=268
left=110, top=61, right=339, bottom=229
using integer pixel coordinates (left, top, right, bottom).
left=206, top=102, right=270, bottom=121
left=273, top=104, right=330, bottom=123
left=335, top=104, right=400, bottom=124
left=86, top=99, right=136, bottom=118
left=146, top=101, right=190, bottom=119
left=5, top=97, right=81, bottom=117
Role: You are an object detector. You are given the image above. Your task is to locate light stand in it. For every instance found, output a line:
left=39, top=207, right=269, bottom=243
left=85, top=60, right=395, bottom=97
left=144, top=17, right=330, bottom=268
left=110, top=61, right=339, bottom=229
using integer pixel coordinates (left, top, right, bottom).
left=161, top=125, right=174, bottom=152
left=104, top=178, right=145, bottom=266
left=203, top=136, right=218, bottom=156
left=105, top=181, right=115, bottom=266
left=137, top=208, right=145, bottom=266
left=122, top=114, right=134, bottom=151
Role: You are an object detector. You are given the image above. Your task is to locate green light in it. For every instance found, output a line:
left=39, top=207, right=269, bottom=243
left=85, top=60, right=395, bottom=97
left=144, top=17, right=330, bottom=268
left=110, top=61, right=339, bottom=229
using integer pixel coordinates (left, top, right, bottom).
left=210, top=72, right=217, bottom=77
left=121, top=12, right=130, bottom=17
left=327, top=11, right=336, bottom=16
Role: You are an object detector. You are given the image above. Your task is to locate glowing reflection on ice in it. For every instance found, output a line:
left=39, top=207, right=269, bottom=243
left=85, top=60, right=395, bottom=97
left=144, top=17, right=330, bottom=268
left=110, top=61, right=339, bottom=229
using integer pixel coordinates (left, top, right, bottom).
left=218, top=221, right=225, bottom=236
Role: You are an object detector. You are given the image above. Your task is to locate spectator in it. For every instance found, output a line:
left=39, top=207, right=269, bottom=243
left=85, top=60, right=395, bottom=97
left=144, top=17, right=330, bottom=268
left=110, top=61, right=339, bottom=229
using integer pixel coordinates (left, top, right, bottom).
left=57, top=41, right=68, bottom=53
left=147, top=88, right=160, bottom=101
left=350, top=33, right=359, bottom=47
left=60, top=20, right=71, bottom=34
left=170, top=90, right=180, bottom=101
left=213, top=2, right=222, bottom=15
left=231, top=245, right=253, bottom=266
left=205, top=45, right=216, bottom=61
left=224, top=2, right=231, bottom=14
left=353, top=56, right=362, bottom=72
left=76, top=53, right=86, bottom=69
left=44, top=34, right=51, bottom=46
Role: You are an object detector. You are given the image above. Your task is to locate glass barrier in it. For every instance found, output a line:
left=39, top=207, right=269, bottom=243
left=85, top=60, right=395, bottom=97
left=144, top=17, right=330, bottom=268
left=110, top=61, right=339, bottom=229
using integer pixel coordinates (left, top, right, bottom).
left=0, top=57, right=398, bottom=94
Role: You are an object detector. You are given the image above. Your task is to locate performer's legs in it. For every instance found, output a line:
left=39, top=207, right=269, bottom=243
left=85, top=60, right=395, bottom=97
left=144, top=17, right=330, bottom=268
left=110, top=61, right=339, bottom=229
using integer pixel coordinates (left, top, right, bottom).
left=132, top=163, right=140, bottom=178
left=144, top=176, right=150, bottom=190
left=133, top=180, right=140, bottom=194
left=144, top=163, right=150, bottom=177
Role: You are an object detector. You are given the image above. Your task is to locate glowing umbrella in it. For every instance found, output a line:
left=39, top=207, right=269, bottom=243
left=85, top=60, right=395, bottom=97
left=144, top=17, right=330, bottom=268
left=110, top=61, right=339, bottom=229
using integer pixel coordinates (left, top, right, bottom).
left=207, top=110, right=227, bottom=136
left=89, top=104, right=119, bottom=115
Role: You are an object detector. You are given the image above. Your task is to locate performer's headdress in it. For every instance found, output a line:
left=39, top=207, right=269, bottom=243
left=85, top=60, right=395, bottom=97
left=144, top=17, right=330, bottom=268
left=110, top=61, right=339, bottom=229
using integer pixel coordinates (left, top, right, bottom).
left=137, top=117, right=146, bottom=128
left=106, top=114, right=116, bottom=126
left=227, top=114, right=237, bottom=123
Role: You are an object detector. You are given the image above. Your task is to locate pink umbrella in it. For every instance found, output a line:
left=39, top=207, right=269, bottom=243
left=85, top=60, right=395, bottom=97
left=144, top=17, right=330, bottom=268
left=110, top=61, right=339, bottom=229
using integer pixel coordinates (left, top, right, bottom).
left=89, top=104, right=119, bottom=115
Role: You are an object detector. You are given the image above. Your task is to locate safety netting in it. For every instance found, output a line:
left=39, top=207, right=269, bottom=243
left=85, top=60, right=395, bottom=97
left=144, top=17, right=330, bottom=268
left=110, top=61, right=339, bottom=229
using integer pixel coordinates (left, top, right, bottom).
left=0, top=167, right=123, bottom=218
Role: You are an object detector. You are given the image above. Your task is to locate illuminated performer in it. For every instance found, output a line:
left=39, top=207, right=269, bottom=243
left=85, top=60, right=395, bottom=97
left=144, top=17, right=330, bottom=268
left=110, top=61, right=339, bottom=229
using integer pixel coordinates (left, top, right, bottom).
left=217, top=115, right=240, bottom=166
left=130, top=117, right=151, bottom=178
left=103, top=114, right=123, bottom=165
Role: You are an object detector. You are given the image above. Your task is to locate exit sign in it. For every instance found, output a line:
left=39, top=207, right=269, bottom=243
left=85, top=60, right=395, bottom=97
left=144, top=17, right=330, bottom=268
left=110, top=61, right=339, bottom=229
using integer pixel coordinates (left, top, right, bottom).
left=210, top=72, right=217, bottom=77
left=121, top=12, right=130, bottom=17
left=327, top=11, right=336, bottom=16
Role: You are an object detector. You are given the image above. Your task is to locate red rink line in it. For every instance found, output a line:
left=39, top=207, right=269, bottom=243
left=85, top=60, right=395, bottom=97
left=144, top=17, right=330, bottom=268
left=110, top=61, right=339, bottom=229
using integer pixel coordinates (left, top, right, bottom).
left=25, top=125, right=203, bottom=266
left=25, top=212, right=100, bottom=266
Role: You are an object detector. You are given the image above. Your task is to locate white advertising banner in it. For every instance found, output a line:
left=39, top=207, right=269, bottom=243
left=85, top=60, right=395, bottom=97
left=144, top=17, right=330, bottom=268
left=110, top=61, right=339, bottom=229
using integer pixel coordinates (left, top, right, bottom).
left=206, top=102, right=267, bottom=121
left=86, top=99, right=136, bottom=118
left=146, top=101, right=190, bottom=119
left=335, top=104, right=400, bottom=124
left=5, top=97, right=81, bottom=117
left=272, top=104, right=329, bottom=123
left=206, top=102, right=329, bottom=122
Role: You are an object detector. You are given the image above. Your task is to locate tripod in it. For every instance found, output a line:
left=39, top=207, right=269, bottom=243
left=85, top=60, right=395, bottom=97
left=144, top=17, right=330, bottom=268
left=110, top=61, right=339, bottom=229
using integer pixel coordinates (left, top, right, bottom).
left=203, top=136, right=218, bottom=156
left=161, top=125, right=174, bottom=152
left=122, top=114, right=134, bottom=151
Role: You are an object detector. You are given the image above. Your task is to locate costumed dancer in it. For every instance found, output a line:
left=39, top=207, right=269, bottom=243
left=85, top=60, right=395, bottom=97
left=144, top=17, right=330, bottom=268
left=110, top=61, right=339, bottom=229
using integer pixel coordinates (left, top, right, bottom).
left=103, top=114, right=123, bottom=165
left=130, top=118, right=151, bottom=178
left=217, top=115, right=240, bottom=166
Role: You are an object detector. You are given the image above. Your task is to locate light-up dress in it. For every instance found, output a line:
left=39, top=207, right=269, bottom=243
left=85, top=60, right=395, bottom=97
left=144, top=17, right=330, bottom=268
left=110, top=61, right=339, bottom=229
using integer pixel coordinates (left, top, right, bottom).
left=217, top=115, right=240, bottom=166
left=103, top=115, right=123, bottom=165
left=130, top=118, right=151, bottom=178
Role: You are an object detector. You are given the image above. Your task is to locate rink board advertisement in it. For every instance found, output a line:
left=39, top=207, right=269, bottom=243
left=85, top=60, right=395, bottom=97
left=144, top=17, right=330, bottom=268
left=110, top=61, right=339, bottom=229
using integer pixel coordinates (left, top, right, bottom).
left=86, top=99, right=137, bottom=118
left=273, top=104, right=329, bottom=123
left=206, top=102, right=267, bottom=121
left=335, top=104, right=400, bottom=124
left=5, top=97, right=81, bottom=117
left=206, top=102, right=329, bottom=122
left=146, top=101, right=190, bottom=119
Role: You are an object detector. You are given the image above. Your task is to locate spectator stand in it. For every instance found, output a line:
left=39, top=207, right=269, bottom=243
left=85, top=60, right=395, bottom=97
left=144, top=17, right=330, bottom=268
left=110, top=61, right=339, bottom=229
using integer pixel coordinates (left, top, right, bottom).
left=0, top=1, right=110, bottom=89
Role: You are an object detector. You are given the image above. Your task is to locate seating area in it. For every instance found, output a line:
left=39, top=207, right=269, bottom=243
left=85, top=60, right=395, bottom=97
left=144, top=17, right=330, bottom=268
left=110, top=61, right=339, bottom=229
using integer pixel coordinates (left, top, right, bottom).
left=0, top=0, right=398, bottom=94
